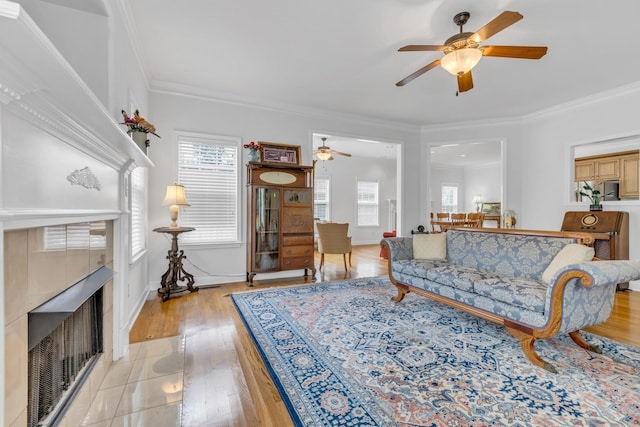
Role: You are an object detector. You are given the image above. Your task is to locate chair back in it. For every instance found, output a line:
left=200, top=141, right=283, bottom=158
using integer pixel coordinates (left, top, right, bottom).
left=450, top=213, right=466, bottom=225
left=466, top=212, right=484, bottom=228
left=316, top=222, right=352, bottom=254
left=436, top=212, right=450, bottom=220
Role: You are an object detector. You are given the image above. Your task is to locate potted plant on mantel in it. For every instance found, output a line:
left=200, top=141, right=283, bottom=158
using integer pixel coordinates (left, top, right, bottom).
left=120, top=109, right=160, bottom=154
left=580, top=181, right=610, bottom=211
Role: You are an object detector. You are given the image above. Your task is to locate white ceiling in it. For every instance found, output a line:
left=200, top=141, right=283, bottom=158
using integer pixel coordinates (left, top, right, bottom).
left=126, top=0, right=640, bottom=127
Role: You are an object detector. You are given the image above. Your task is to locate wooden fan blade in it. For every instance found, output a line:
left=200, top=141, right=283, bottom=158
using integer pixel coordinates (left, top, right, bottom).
left=332, top=151, right=352, bottom=157
left=482, top=45, right=548, bottom=59
left=471, top=11, right=523, bottom=43
left=457, top=71, right=473, bottom=93
left=398, top=45, right=446, bottom=52
left=395, top=59, right=441, bottom=87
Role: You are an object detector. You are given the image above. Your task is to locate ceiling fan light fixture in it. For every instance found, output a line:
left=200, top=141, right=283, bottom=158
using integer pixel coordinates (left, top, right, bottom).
left=316, top=150, right=332, bottom=161
left=440, top=48, right=482, bottom=76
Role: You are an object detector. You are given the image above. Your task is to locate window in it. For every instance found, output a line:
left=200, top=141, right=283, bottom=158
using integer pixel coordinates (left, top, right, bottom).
left=441, top=185, right=458, bottom=213
left=177, top=133, right=240, bottom=244
left=130, top=167, right=146, bottom=258
left=357, top=179, right=379, bottom=226
left=314, top=176, right=330, bottom=221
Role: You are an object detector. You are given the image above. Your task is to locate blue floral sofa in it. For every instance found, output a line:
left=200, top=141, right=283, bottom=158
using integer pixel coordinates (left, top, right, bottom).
left=381, top=228, right=640, bottom=372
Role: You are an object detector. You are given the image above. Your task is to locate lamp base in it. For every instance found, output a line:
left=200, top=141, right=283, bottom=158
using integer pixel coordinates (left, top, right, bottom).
left=169, top=205, right=179, bottom=227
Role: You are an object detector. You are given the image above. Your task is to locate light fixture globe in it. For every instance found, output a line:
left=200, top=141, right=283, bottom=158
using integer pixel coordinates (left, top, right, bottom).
left=440, top=48, right=482, bottom=76
left=316, top=150, right=332, bottom=161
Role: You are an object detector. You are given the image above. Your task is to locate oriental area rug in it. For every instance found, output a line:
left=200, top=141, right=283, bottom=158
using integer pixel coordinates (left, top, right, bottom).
left=231, top=277, right=640, bottom=426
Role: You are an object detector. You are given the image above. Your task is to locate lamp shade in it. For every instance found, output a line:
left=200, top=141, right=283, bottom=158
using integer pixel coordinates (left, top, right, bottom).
left=440, top=48, right=482, bottom=76
left=472, top=194, right=484, bottom=204
left=161, top=184, right=190, bottom=206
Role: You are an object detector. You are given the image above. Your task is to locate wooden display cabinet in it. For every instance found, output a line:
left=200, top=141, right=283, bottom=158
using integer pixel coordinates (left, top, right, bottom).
left=246, top=162, right=316, bottom=285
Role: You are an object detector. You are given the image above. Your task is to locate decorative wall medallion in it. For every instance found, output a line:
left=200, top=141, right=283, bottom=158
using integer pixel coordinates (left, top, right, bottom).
left=67, top=166, right=102, bottom=190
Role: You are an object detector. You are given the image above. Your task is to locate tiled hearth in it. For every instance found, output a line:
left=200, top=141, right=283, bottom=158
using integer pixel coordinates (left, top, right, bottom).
left=80, top=336, right=184, bottom=426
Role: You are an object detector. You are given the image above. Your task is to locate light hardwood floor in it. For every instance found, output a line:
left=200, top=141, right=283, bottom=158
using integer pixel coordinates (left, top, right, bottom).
left=130, top=244, right=640, bottom=426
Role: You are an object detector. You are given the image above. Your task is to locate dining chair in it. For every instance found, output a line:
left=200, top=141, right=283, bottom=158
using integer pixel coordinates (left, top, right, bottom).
left=450, top=213, right=466, bottom=226
left=466, top=212, right=485, bottom=228
left=316, top=222, right=352, bottom=271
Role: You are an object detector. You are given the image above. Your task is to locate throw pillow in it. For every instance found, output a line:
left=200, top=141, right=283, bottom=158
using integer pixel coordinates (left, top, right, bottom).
left=541, top=244, right=595, bottom=284
left=413, top=233, right=447, bottom=261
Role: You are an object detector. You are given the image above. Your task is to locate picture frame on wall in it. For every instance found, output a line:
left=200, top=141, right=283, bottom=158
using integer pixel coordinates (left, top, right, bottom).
left=259, top=142, right=301, bottom=165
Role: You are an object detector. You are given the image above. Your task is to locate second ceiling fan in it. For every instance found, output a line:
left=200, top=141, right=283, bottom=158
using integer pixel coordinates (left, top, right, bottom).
left=396, top=10, right=548, bottom=93
left=315, top=137, right=352, bottom=161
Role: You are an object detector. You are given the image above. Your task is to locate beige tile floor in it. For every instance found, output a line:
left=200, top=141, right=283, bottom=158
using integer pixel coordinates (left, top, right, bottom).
left=81, top=336, right=185, bottom=426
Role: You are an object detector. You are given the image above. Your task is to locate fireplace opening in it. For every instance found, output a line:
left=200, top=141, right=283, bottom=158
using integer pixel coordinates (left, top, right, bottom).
left=27, top=266, right=111, bottom=427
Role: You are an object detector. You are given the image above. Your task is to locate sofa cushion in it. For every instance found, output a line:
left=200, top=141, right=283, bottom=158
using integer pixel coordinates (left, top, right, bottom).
left=392, top=259, right=449, bottom=278
left=446, top=230, right=577, bottom=281
left=474, top=277, right=547, bottom=312
left=425, top=264, right=500, bottom=292
left=541, top=243, right=595, bottom=284
left=413, top=233, right=446, bottom=260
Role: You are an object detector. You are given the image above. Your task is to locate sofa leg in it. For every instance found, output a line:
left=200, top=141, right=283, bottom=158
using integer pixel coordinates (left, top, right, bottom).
left=518, top=336, right=558, bottom=373
left=391, top=287, right=407, bottom=302
left=569, top=330, right=602, bottom=354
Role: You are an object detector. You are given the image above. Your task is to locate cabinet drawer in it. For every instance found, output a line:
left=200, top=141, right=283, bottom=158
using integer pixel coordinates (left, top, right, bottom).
left=282, top=256, right=313, bottom=270
left=282, top=245, right=313, bottom=257
left=283, top=235, right=314, bottom=246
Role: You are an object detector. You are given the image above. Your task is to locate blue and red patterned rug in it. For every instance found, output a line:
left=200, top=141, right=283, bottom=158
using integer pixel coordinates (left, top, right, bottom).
left=231, top=277, right=640, bottom=426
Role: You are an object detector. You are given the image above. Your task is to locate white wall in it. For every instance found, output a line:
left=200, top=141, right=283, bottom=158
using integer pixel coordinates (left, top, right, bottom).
left=147, top=90, right=420, bottom=285
left=464, top=163, right=501, bottom=212
left=429, top=164, right=464, bottom=214
left=315, top=156, right=397, bottom=244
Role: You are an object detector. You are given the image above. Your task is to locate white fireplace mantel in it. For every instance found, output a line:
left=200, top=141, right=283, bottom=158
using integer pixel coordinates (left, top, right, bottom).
left=0, top=0, right=153, bottom=171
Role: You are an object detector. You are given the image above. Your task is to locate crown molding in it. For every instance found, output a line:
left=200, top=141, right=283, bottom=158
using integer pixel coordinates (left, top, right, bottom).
left=523, top=81, right=640, bottom=122
left=151, top=80, right=421, bottom=134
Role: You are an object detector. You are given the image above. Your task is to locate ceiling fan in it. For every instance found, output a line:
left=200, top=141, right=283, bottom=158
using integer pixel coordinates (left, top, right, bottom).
left=396, top=11, right=548, bottom=93
left=314, top=137, right=352, bottom=161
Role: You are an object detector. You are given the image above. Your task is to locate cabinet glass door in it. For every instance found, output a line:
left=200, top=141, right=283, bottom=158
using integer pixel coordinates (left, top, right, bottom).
left=254, top=187, right=280, bottom=270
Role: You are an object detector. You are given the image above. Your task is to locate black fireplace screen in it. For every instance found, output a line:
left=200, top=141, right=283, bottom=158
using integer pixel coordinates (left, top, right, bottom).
left=27, top=289, right=103, bottom=427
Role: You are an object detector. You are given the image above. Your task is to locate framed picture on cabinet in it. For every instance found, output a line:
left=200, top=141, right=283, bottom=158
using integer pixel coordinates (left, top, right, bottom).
left=259, top=142, right=301, bottom=164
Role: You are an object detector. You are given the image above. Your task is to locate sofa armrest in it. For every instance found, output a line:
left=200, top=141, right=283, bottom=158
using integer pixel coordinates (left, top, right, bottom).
left=381, top=237, right=413, bottom=261
left=550, top=260, right=640, bottom=288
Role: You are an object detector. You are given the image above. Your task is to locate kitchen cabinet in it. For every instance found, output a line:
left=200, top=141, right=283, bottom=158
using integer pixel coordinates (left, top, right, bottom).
left=620, top=154, right=639, bottom=199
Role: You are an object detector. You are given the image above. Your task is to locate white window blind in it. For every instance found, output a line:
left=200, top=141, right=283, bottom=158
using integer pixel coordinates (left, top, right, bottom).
left=441, top=185, right=458, bottom=213
left=177, top=134, right=240, bottom=244
left=314, top=176, right=330, bottom=221
left=131, top=167, right=146, bottom=257
left=357, top=180, right=379, bottom=226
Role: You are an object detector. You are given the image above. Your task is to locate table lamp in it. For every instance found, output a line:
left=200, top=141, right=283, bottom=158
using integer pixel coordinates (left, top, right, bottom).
left=472, top=194, right=484, bottom=212
left=161, top=183, right=190, bottom=227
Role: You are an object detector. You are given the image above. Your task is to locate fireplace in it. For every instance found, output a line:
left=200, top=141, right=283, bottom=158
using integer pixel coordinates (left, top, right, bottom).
left=4, top=221, right=114, bottom=427
left=27, top=264, right=112, bottom=427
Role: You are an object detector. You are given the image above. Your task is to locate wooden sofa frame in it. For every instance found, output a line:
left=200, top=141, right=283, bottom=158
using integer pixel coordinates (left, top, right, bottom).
left=382, top=228, right=599, bottom=373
